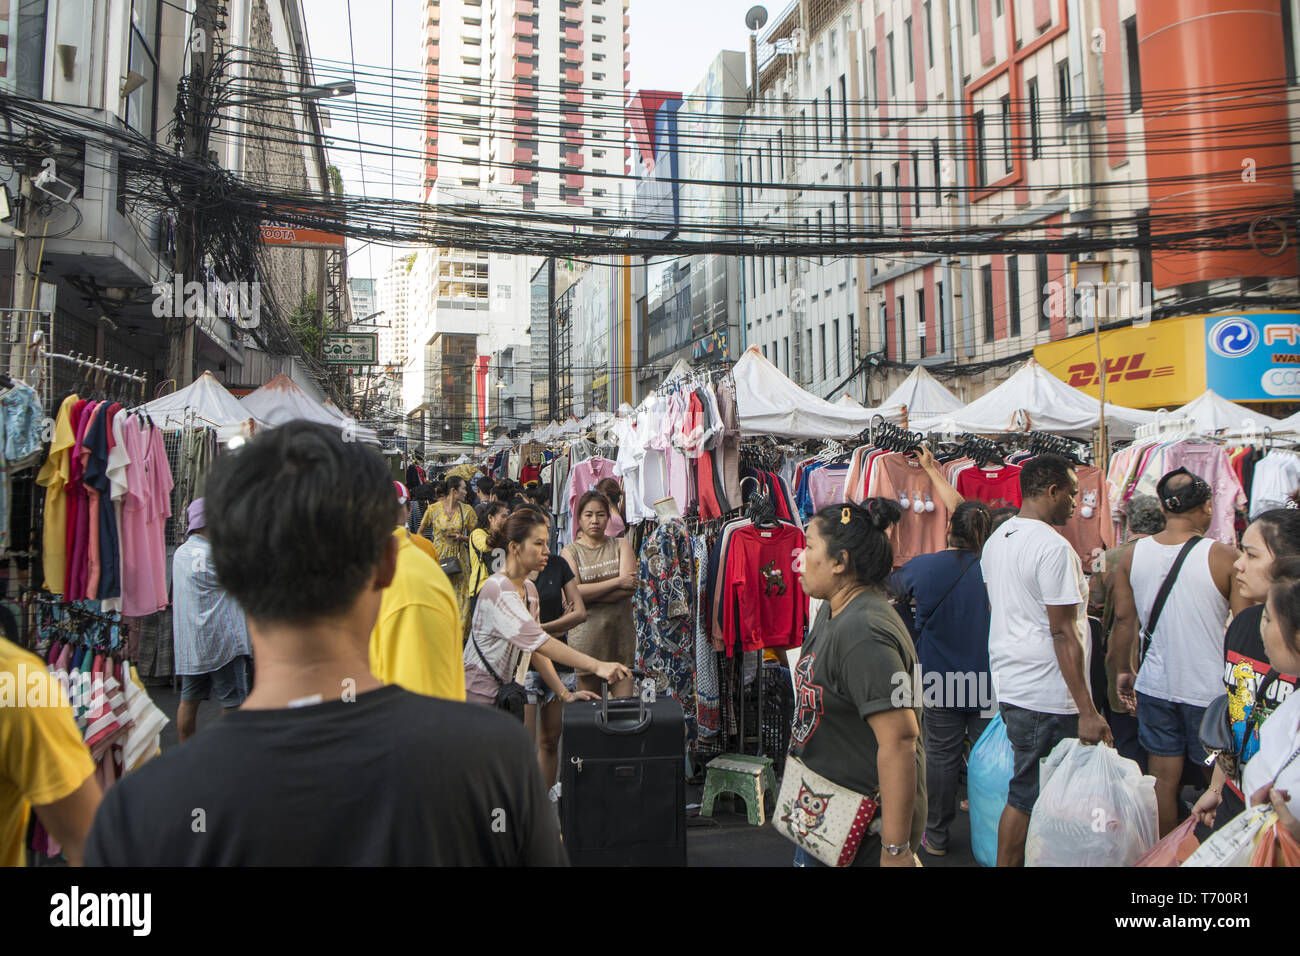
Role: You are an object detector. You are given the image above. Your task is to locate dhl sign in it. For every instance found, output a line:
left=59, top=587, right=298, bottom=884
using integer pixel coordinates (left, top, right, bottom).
left=1062, top=352, right=1176, bottom=389
left=1035, top=315, right=1206, bottom=407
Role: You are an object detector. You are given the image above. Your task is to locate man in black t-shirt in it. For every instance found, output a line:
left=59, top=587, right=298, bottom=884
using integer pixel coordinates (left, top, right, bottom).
left=85, top=421, right=565, bottom=867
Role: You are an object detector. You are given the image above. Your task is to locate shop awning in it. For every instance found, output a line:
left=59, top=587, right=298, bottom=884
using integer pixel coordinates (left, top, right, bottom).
left=869, top=366, right=964, bottom=424
left=140, top=371, right=256, bottom=433
left=1169, top=389, right=1280, bottom=438
left=239, top=374, right=379, bottom=444
left=733, top=347, right=874, bottom=439
left=911, top=358, right=1156, bottom=439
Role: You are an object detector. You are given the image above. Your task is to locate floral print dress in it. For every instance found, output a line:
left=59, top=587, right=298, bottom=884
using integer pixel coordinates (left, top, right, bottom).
left=421, top=501, right=478, bottom=638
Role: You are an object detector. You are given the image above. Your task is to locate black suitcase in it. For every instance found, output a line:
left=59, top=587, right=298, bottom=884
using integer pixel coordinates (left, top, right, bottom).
left=560, top=685, right=687, bottom=866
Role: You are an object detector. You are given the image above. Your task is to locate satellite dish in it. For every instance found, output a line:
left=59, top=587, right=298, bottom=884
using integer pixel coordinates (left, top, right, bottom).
left=745, top=5, right=768, bottom=32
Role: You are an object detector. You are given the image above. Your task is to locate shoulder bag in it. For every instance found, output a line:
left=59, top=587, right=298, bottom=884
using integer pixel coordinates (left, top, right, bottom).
left=469, top=628, right=527, bottom=722
left=1138, top=536, right=1202, bottom=665
left=774, top=755, right=879, bottom=866
left=439, top=506, right=467, bottom=579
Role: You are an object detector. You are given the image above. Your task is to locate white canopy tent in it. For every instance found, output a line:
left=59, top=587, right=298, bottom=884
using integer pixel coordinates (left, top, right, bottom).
left=140, top=371, right=256, bottom=434
left=1168, top=390, right=1280, bottom=438
left=239, top=374, right=379, bottom=444
left=911, top=358, right=1156, bottom=439
left=834, top=394, right=865, bottom=409
left=870, top=366, right=964, bottom=424
left=733, top=347, right=875, bottom=439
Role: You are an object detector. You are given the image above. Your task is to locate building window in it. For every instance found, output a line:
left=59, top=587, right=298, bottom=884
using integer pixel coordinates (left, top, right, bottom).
left=783, top=336, right=790, bottom=375
left=849, top=312, right=857, bottom=363
left=819, top=324, right=827, bottom=380
left=912, top=151, right=921, bottom=215
left=982, top=264, right=995, bottom=340
left=1028, top=76, right=1041, bottom=158
left=834, top=318, right=842, bottom=376
left=875, top=172, right=884, bottom=230
left=917, top=289, right=927, bottom=357
left=1284, top=0, right=1298, bottom=84
left=1124, top=17, right=1142, bottom=112
left=840, top=75, right=848, bottom=143
left=843, top=191, right=852, bottom=231
left=936, top=280, right=946, bottom=352
left=817, top=210, right=824, bottom=265
left=973, top=110, right=987, bottom=187
left=826, top=87, right=833, bottom=142
left=887, top=33, right=897, bottom=97
left=970, top=0, right=979, bottom=34
left=126, top=0, right=160, bottom=136
left=813, top=99, right=820, bottom=150
left=879, top=303, right=888, bottom=356
left=892, top=162, right=901, bottom=226
left=1036, top=253, right=1050, bottom=330
left=1001, top=94, right=1013, bottom=173
left=762, top=343, right=768, bottom=360
left=806, top=329, right=814, bottom=383
left=897, top=295, right=907, bottom=363
left=778, top=129, right=786, bottom=175
left=1007, top=255, right=1021, bottom=337
left=932, top=139, right=942, bottom=205
left=869, top=49, right=877, bottom=106
left=904, top=18, right=914, bottom=83
left=924, top=1, right=934, bottom=68
left=1057, top=61, right=1071, bottom=140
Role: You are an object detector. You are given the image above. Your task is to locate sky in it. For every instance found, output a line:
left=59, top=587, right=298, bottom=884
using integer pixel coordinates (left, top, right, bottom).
left=302, top=0, right=763, bottom=282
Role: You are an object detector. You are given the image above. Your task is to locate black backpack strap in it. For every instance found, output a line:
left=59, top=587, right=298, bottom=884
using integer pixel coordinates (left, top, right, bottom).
left=1139, top=536, right=1202, bottom=665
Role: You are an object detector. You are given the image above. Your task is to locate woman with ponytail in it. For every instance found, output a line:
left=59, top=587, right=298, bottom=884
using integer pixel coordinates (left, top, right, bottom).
left=463, top=509, right=629, bottom=708
left=790, top=498, right=926, bottom=867
left=889, top=500, right=994, bottom=857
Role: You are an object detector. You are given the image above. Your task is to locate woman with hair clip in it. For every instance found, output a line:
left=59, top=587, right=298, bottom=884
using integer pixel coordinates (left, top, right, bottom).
left=889, top=500, right=994, bottom=857
left=464, top=509, right=630, bottom=708
left=420, top=475, right=478, bottom=637
left=1192, top=509, right=1300, bottom=834
left=790, top=498, right=927, bottom=867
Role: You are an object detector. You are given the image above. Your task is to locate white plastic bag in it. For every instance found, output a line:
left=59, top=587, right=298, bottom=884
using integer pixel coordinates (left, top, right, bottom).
left=1025, top=739, right=1159, bottom=867
left=1181, top=804, right=1277, bottom=868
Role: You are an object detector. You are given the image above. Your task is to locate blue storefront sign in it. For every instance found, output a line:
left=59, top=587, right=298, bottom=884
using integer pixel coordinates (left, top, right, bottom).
left=1204, top=313, right=1300, bottom=401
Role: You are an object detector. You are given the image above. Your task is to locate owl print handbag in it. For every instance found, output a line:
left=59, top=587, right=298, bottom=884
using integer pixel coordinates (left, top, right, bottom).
left=774, top=755, right=879, bottom=867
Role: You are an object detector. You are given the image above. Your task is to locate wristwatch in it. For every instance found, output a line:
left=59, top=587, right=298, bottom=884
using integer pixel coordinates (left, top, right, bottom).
left=882, top=842, right=911, bottom=856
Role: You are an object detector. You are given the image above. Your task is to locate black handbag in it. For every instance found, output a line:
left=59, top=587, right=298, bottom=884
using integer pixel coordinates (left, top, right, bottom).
left=469, top=630, right=527, bottom=722
left=439, top=507, right=468, bottom=578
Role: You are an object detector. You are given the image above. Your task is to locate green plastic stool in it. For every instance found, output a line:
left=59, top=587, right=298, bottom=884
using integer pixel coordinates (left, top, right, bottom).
left=700, top=754, right=777, bottom=826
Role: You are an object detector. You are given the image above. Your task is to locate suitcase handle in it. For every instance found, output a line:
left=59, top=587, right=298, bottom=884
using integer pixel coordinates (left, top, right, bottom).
left=597, top=673, right=651, bottom=735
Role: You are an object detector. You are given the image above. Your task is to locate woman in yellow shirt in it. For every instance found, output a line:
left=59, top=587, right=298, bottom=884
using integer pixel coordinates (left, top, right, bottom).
left=468, top=502, right=509, bottom=602
left=419, top=476, right=478, bottom=637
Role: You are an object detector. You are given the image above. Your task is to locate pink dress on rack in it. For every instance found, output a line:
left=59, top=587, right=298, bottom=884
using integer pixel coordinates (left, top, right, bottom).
left=119, top=418, right=156, bottom=617
left=145, top=425, right=174, bottom=609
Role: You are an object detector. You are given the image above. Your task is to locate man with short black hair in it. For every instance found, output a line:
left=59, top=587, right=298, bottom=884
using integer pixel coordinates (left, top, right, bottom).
left=85, top=421, right=564, bottom=866
left=982, top=453, right=1112, bottom=867
left=1109, top=468, right=1245, bottom=836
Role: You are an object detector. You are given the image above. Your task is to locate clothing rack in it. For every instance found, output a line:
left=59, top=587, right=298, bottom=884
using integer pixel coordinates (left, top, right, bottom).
left=42, top=348, right=148, bottom=400
left=1133, top=416, right=1199, bottom=442
left=865, top=416, right=925, bottom=453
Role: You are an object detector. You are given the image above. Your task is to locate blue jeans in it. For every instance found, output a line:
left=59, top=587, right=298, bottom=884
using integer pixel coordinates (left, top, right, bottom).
left=999, top=703, right=1079, bottom=815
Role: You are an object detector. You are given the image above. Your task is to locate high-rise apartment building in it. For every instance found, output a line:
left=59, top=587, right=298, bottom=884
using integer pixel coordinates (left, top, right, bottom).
left=376, top=256, right=414, bottom=366
left=409, top=0, right=630, bottom=444
left=423, top=0, right=630, bottom=214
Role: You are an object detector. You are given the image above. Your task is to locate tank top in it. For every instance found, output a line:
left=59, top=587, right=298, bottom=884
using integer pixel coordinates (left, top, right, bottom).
left=1131, top=536, right=1230, bottom=707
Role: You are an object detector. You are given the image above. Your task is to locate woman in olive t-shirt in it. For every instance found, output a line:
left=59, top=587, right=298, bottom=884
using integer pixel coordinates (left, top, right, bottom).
left=791, top=498, right=927, bottom=868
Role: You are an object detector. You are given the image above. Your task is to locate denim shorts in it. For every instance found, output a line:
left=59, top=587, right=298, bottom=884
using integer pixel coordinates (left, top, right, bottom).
left=180, top=655, right=251, bottom=708
left=1136, top=692, right=1208, bottom=761
left=1000, top=703, right=1079, bottom=815
left=524, top=669, right=577, bottom=706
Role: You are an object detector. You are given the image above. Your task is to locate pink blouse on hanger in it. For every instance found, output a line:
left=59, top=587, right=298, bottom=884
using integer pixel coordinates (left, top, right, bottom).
left=118, top=418, right=157, bottom=617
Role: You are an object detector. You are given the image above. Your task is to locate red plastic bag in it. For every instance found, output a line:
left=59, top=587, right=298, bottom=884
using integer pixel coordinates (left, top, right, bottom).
left=1134, top=816, right=1200, bottom=867
left=1249, top=821, right=1300, bottom=867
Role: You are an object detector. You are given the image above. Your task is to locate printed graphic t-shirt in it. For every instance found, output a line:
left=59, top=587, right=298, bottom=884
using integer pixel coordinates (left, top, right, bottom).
left=1223, top=604, right=1298, bottom=769
left=789, top=590, right=927, bottom=852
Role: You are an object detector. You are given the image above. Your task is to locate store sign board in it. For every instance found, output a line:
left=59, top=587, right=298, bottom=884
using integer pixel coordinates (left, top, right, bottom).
left=1203, top=312, right=1300, bottom=401
left=1034, top=316, right=1205, bottom=407
left=322, top=333, right=378, bottom=365
left=260, top=206, right=347, bottom=249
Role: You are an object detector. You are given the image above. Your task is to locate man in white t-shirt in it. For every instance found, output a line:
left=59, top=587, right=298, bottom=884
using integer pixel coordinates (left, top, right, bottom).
left=982, top=454, right=1113, bottom=867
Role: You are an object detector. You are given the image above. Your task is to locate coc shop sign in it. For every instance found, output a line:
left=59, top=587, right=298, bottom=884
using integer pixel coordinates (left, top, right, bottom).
left=323, top=333, right=378, bottom=365
left=1205, top=313, right=1300, bottom=401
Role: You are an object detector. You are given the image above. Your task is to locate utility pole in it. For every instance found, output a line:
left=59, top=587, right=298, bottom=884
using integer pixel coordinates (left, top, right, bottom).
left=166, top=0, right=221, bottom=389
